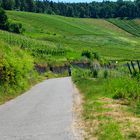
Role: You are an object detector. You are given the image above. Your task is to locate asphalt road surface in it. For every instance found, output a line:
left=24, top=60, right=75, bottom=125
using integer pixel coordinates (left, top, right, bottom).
left=0, top=77, right=79, bottom=140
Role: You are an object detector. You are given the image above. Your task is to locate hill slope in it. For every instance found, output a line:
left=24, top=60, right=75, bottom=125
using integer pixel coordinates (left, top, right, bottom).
left=0, top=11, right=140, bottom=62
left=108, top=19, right=140, bottom=37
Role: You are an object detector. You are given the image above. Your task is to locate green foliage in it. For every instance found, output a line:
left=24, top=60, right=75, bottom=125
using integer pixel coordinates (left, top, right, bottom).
left=99, top=121, right=124, bottom=140
left=93, top=52, right=100, bottom=60
left=5, top=11, right=140, bottom=61
left=1, top=0, right=15, bottom=10
left=0, top=41, right=37, bottom=101
left=81, top=50, right=91, bottom=59
left=108, top=19, right=140, bottom=37
left=0, top=7, right=8, bottom=30
left=0, top=8, right=23, bottom=34
left=1, top=0, right=140, bottom=19
left=103, top=70, right=108, bottom=79
left=92, top=69, right=98, bottom=78
left=106, top=77, right=140, bottom=100
left=8, top=22, right=23, bottom=34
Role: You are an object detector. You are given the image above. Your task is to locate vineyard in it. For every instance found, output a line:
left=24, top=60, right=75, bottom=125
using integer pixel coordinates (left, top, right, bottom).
left=108, top=19, right=140, bottom=37
left=5, top=11, right=140, bottom=61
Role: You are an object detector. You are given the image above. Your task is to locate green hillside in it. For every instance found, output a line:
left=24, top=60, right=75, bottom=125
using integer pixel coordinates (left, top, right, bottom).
left=108, top=19, right=140, bottom=37
left=0, top=11, right=139, bottom=63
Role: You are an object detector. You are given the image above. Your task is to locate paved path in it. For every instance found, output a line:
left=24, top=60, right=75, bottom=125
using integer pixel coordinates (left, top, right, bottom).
left=0, top=77, right=78, bottom=140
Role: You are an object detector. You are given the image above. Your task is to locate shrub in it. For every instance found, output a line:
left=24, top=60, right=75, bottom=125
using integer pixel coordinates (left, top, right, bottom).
left=104, top=70, right=108, bottom=79
left=0, top=7, right=8, bottom=30
left=106, top=77, right=140, bottom=100
left=0, top=42, right=36, bottom=92
left=9, top=22, right=24, bottom=34
left=92, top=69, right=98, bottom=78
left=0, top=8, right=24, bottom=34
left=93, top=52, right=100, bottom=60
left=82, top=50, right=91, bottom=59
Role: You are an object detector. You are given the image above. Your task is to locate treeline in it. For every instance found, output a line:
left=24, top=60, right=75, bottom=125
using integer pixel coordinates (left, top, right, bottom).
left=0, top=0, right=140, bottom=18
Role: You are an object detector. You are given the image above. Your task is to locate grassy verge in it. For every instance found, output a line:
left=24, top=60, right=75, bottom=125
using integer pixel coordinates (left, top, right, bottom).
left=72, top=69, right=140, bottom=140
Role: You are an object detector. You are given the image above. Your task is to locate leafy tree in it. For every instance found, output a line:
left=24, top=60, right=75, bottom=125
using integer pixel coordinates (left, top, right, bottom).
left=0, top=7, right=24, bottom=34
left=25, top=0, right=35, bottom=12
left=2, top=0, right=15, bottom=10
left=66, top=6, right=74, bottom=17
left=15, top=0, right=21, bottom=9
left=79, top=7, right=85, bottom=18
left=0, top=7, right=8, bottom=30
left=20, top=0, right=27, bottom=11
left=9, top=23, right=23, bottom=34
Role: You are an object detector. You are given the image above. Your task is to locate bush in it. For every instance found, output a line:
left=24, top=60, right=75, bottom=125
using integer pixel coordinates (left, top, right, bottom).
left=9, top=22, right=24, bottom=34
left=93, top=52, right=100, bottom=60
left=0, top=41, right=36, bottom=92
left=82, top=50, right=91, bottom=59
left=0, top=8, right=24, bottom=34
left=0, top=7, right=8, bottom=30
left=92, top=69, right=98, bottom=78
left=104, top=70, right=108, bottom=79
left=106, top=77, right=140, bottom=100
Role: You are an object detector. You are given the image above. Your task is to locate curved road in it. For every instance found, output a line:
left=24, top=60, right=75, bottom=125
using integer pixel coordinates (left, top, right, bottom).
left=0, top=77, right=79, bottom=140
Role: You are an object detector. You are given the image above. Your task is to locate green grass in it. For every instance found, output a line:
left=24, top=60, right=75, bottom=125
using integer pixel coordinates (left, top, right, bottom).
left=73, top=77, right=124, bottom=140
left=72, top=68, right=140, bottom=139
left=108, top=18, right=140, bottom=37
left=99, top=121, right=125, bottom=140
left=2, top=11, right=140, bottom=61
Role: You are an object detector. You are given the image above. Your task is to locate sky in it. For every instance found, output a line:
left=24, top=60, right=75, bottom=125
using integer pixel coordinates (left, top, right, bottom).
left=51, top=0, right=104, bottom=3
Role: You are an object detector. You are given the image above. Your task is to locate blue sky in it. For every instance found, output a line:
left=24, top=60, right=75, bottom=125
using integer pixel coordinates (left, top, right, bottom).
left=51, top=0, right=103, bottom=3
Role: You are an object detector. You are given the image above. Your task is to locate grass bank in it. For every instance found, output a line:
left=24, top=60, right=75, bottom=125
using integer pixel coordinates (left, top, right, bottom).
left=72, top=69, right=140, bottom=139
left=0, top=41, right=42, bottom=104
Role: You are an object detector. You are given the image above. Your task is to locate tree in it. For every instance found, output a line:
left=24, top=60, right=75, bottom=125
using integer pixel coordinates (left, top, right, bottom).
left=20, top=0, right=27, bottom=11
left=0, top=7, right=8, bottom=30
left=25, top=0, right=35, bottom=12
left=79, top=6, right=85, bottom=18
left=9, top=23, right=23, bottom=33
left=0, top=0, right=2, bottom=6
left=15, top=0, right=21, bottom=9
left=136, top=0, right=140, bottom=17
left=66, top=6, right=74, bottom=17
left=2, top=0, right=15, bottom=10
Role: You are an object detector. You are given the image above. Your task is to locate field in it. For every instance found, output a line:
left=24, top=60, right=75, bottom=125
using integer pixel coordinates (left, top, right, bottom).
left=1, top=11, right=140, bottom=63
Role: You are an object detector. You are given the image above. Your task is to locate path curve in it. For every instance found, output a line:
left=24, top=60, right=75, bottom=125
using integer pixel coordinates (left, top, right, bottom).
left=0, top=77, right=80, bottom=140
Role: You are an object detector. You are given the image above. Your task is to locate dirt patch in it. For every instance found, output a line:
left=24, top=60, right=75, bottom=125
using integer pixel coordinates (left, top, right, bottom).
left=81, top=97, right=140, bottom=139
left=100, top=98, right=140, bottom=139
left=72, top=85, right=85, bottom=140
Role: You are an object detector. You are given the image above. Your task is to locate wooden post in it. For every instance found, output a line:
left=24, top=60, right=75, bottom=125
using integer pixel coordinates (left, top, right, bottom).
left=137, top=60, right=140, bottom=72
left=131, top=61, right=137, bottom=74
left=127, top=62, right=132, bottom=75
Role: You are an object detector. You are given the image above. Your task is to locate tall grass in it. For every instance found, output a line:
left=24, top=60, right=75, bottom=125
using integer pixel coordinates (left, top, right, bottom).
left=72, top=68, right=140, bottom=139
